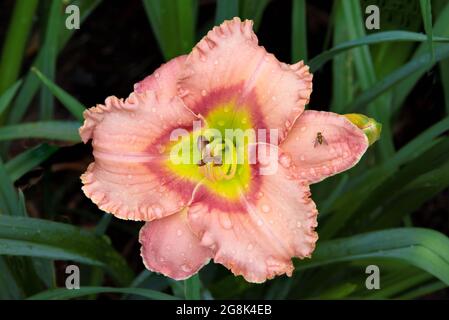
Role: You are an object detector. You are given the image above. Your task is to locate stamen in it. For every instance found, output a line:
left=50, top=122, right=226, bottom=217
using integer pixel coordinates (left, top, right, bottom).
left=197, top=134, right=238, bottom=182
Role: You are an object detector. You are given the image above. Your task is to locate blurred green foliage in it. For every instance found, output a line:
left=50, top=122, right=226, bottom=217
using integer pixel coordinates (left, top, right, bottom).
left=0, top=0, right=448, bottom=300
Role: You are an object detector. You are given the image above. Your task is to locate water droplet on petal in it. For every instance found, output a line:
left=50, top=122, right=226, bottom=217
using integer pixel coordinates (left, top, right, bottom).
left=201, top=89, right=207, bottom=96
left=255, top=191, right=264, bottom=200
left=219, top=213, right=233, bottom=229
left=241, top=117, right=247, bottom=124
left=261, top=204, right=271, bottom=213
left=257, top=219, right=264, bottom=226
left=152, top=107, right=156, bottom=113
left=296, top=221, right=302, bottom=228
left=176, top=229, right=183, bottom=236
left=279, top=153, right=292, bottom=168
left=271, top=96, right=277, bottom=101
left=300, top=126, right=306, bottom=132
left=153, top=205, right=163, bottom=218
left=247, top=243, right=254, bottom=251
left=214, top=60, right=218, bottom=65
left=285, top=120, right=291, bottom=128
left=181, top=264, right=192, bottom=273
left=154, top=72, right=160, bottom=78
left=201, top=231, right=214, bottom=247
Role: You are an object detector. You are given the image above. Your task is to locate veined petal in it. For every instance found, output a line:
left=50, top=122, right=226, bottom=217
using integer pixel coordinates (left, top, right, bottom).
left=79, top=91, right=198, bottom=221
left=281, top=110, right=369, bottom=184
left=134, top=55, right=187, bottom=101
left=178, top=17, right=313, bottom=142
left=139, top=210, right=213, bottom=280
left=187, top=145, right=318, bottom=283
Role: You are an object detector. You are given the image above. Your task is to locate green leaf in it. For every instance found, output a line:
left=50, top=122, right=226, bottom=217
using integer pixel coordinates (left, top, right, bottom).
left=184, top=274, right=201, bottom=300
left=0, top=0, right=38, bottom=96
left=393, top=1, right=449, bottom=112
left=142, top=0, right=198, bottom=61
left=420, top=0, right=434, bottom=64
left=5, top=144, right=58, bottom=182
left=0, top=121, right=81, bottom=142
left=0, top=157, right=20, bottom=216
left=32, top=67, right=85, bottom=121
left=215, top=0, right=239, bottom=25
left=291, top=0, right=307, bottom=62
left=396, top=281, right=447, bottom=299
left=440, top=58, right=449, bottom=114
left=39, top=0, right=64, bottom=120
left=239, top=0, right=270, bottom=31
left=330, top=0, right=355, bottom=113
left=342, top=0, right=395, bottom=162
left=309, top=31, right=449, bottom=72
left=7, top=0, right=102, bottom=125
left=346, top=45, right=449, bottom=112
left=27, top=286, right=177, bottom=300
left=0, top=80, right=22, bottom=118
left=295, top=228, right=449, bottom=285
left=0, top=215, right=134, bottom=286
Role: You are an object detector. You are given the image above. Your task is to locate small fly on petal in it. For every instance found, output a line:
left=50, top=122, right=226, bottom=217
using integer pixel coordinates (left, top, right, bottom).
left=314, top=132, right=328, bottom=148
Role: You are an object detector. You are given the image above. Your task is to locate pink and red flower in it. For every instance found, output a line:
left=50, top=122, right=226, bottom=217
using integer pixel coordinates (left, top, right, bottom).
left=79, top=18, right=380, bottom=283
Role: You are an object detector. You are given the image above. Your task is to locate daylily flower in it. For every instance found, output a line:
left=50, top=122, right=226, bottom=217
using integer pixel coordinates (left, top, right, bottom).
left=79, top=18, right=381, bottom=283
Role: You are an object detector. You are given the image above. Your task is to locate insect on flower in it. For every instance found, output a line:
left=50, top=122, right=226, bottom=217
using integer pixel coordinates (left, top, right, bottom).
left=314, top=132, right=328, bottom=148
left=79, top=18, right=381, bottom=283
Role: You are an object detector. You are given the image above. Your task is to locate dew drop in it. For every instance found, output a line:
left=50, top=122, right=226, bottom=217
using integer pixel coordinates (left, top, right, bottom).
left=296, top=221, right=302, bottom=228
left=285, top=120, right=291, bottom=128
left=152, top=107, right=156, bottom=113
left=176, top=229, right=183, bottom=237
left=219, top=213, right=233, bottom=229
left=255, top=191, right=264, bottom=200
left=214, top=60, right=218, bottom=65
left=279, top=153, right=292, bottom=168
left=300, top=155, right=305, bottom=161
left=247, top=243, right=254, bottom=251
left=201, top=232, right=215, bottom=246
left=300, top=126, right=306, bottom=132
left=181, top=264, right=192, bottom=273
left=257, top=219, right=264, bottom=226
left=153, top=205, right=163, bottom=218
left=201, top=89, right=207, bottom=96
left=271, top=96, right=277, bottom=101
left=127, top=174, right=133, bottom=179
left=261, top=204, right=271, bottom=213
left=241, top=117, right=247, bottom=124
left=154, top=72, right=160, bottom=78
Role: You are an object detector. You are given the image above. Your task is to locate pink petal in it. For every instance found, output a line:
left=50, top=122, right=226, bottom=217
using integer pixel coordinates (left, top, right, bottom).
left=187, top=145, right=318, bottom=283
left=139, top=210, right=213, bottom=280
left=281, top=110, right=369, bottom=184
left=134, top=55, right=187, bottom=101
left=178, top=17, right=313, bottom=142
left=79, top=91, right=198, bottom=221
